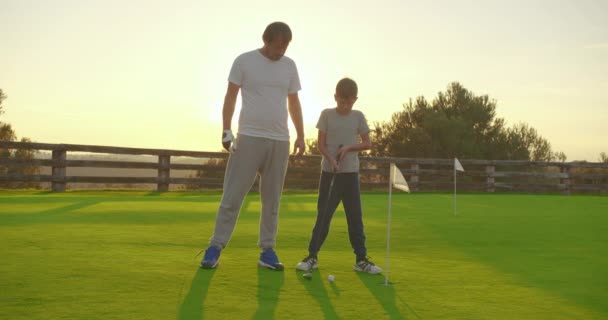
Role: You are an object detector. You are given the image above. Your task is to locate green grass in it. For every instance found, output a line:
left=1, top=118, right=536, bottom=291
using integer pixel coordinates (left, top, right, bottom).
left=1, top=190, right=607, bottom=319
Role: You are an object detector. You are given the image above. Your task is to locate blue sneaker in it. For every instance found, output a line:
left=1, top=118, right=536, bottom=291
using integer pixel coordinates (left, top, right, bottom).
left=200, top=245, right=221, bottom=269
left=258, top=248, right=284, bottom=271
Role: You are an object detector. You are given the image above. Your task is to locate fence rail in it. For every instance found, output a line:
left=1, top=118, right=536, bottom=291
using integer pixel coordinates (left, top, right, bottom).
left=2, top=141, right=607, bottom=194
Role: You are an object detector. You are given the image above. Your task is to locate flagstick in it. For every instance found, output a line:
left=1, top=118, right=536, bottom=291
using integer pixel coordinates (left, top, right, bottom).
left=454, top=166, right=457, bottom=215
left=384, top=165, right=393, bottom=286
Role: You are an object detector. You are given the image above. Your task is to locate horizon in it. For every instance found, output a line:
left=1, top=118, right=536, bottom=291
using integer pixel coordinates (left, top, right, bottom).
left=1, top=0, right=607, bottom=161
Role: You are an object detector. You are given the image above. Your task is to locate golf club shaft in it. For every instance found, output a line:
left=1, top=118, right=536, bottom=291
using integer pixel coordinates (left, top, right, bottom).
left=308, top=144, right=343, bottom=274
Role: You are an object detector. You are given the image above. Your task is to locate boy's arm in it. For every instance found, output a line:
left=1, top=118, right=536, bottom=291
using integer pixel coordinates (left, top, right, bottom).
left=318, top=130, right=339, bottom=172
left=288, top=93, right=305, bottom=156
left=337, top=131, right=372, bottom=163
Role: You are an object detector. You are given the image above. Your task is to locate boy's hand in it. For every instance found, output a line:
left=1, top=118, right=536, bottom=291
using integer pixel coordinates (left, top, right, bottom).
left=336, top=145, right=349, bottom=164
left=329, top=158, right=340, bottom=172
left=222, top=130, right=236, bottom=153
left=330, top=144, right=345, bottom=172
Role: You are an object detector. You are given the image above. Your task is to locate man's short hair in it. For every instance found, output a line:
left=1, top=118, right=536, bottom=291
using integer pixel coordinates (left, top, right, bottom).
left=263, top=22, right=292, bottom=43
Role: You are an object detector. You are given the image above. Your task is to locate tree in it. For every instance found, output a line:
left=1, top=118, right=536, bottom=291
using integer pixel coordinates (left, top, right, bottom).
left=0, top=89, right=5, bottom=113
left=0, top=89, right=40, bottom=188
left=555, top=151, right=567, bottom=162
left=184, top=157, right=228, bottom=190
left=0, top=89, right=14, bottom=141
left=371, top=82, right=561, bottom=161
left=600, top=152, right=608, bottom=164
left=503, top=123, right=556, bottom=161
left=0, top=89, right=13, bottom=168
left=304, top=138, right=320, bottom=155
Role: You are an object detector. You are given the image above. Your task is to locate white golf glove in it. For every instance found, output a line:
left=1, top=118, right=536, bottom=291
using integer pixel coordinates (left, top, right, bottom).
left=222, top=130, right=237, bottom=153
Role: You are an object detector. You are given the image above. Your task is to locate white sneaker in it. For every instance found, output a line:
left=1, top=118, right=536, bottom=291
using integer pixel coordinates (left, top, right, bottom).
left=354, top=258, right=382, bottom=274
left=295, top=255, right=318, bottom=271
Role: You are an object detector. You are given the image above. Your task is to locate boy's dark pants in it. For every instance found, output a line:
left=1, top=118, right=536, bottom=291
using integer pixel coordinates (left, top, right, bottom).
left=308, top=171, right=367, bottom=261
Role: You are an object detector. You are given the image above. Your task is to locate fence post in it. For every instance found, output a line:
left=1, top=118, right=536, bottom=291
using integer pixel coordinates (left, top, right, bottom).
left=410, top=163, right=419, bottom=192
left=560, top=165, right=571, bottom=195
left=51, top=149, right=66, bottom=192
left=486, top=165, right=495, bottom=193
left=158, top=155, right=170, bottom=192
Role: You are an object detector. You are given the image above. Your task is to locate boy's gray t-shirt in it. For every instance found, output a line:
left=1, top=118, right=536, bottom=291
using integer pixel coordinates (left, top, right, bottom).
left=316, top=108, right=370, bottom=173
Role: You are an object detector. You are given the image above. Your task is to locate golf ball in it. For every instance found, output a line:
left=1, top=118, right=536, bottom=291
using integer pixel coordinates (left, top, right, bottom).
left=328, top=274, right=335, bottom=282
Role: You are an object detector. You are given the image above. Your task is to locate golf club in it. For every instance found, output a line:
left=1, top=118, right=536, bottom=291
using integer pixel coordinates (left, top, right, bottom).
left=304, top=144, right=342, bottom=279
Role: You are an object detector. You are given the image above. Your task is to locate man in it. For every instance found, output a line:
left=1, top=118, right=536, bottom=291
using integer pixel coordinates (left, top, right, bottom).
left=200, top=22, right=305, bottom=271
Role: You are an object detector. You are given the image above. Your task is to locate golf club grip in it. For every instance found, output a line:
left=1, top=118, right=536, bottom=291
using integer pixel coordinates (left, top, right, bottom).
left=334, top=144, right=343, bottom=174
left=328, top=144, right=342, bottom=193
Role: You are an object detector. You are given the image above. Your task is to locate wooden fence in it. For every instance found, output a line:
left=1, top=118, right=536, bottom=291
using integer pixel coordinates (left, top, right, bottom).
left=1, top=141, right=607, bottom=194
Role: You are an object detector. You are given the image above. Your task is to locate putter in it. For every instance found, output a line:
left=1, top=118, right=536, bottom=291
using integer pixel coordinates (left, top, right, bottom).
left=303, top=144, right=342, bottom=280
left=327, top=144, right=342, bottom=202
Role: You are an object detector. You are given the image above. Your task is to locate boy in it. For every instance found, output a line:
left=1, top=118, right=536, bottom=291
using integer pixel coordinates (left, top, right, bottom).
left=296, top=78, right=382, bottom=274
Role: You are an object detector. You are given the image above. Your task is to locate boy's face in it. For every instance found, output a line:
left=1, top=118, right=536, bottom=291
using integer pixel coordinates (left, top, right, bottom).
left=263, top=36, right=290, bottom=61
left=335, top=94, right=357, bottom=114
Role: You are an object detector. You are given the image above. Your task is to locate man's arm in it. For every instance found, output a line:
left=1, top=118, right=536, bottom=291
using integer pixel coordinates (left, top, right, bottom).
left=287, top=93, right=305, bottom=156
left=221, top=82, right=240, bottom=151
left=223, top=82, right=240, bottom=130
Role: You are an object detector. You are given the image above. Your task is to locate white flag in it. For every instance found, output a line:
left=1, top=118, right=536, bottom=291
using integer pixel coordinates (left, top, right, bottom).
left=454, top=158, right=465, bottom=172
left=390, top=163, right=410, bottom=192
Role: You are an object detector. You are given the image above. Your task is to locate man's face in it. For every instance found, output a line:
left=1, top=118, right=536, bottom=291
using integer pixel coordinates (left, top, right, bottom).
left=264, top=37, right=290, bottom=61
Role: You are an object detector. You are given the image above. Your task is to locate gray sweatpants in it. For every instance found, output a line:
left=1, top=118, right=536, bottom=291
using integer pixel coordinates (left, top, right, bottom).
left=209, top=134, right=290, bottom=249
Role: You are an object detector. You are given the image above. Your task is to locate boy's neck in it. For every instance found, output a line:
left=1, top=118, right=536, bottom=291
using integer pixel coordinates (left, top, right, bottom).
left=335, top=107, right=351, bottom=115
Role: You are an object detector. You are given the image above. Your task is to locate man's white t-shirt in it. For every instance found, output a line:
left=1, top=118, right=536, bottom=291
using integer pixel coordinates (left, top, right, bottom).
left=228, top=49, right=301, bottom=141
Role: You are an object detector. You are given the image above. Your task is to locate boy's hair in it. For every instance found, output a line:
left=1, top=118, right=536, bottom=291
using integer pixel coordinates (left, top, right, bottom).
left=336, top=78, right=358, bottom=98
left=263, top=22, right=292, bottom=43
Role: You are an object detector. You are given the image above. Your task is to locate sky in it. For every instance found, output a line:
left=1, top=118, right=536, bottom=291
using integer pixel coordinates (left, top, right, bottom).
left=1, top=0, right=607, bottom=161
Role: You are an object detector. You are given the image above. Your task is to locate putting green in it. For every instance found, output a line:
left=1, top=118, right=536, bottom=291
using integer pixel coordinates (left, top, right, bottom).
left=1, top=191, right=606, bottom=319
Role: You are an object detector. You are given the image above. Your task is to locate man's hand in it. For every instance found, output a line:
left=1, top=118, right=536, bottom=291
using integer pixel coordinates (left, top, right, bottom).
left=222, top=130, right=236, bottom=153
left=292, top=137, right=306, bottom=157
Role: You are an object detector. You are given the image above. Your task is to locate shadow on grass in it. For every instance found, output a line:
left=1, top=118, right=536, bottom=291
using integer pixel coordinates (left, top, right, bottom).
left=0, top=197, right=221, bottom=226
left=40, top=201, right=102, bottom=214
left=1, top=194, right=222, bottom=204
left=252, top=268, right=285, bottom=320
left=0, top=200, right=104, bottom=226
left=33, top=191, right=54, bottom=195
left=296, top=270, right=339, bottom=319
left=178, top=268, right=216, bottom=320
left=355, top=273, right=420, bottom=320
